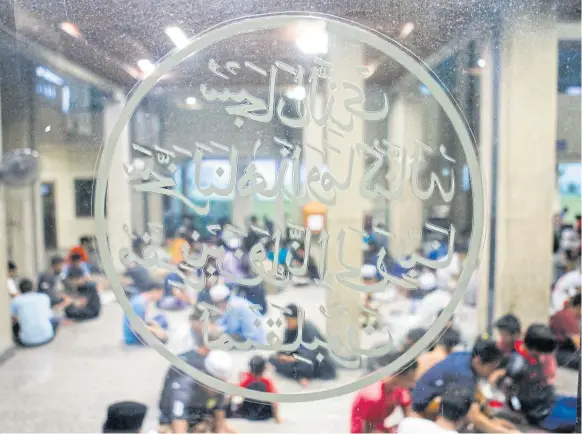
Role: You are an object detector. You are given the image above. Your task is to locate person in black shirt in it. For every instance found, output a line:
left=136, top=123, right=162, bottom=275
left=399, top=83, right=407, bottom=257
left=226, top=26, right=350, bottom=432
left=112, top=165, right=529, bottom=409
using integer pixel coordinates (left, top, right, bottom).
left=64, top=271, right=101, bottom=321
left=501, top=324, right=576, bottom=432
left=37, top=255, right=70, bottom=308
left=158, top=309, right=237, bottom=433
left=269, top=303, right=337, bottom=387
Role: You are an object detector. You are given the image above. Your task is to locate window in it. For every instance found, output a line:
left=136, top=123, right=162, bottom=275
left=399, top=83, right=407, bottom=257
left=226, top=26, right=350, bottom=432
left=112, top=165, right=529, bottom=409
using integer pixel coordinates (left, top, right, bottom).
left=558, top=40, right=581, bottom=94
left=74, top=179, right=95, bottom=217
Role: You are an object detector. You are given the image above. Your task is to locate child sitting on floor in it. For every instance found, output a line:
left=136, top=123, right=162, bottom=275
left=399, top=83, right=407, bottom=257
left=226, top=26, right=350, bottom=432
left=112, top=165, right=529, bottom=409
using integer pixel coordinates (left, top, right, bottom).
left=237, top=355, right=282, bottom=423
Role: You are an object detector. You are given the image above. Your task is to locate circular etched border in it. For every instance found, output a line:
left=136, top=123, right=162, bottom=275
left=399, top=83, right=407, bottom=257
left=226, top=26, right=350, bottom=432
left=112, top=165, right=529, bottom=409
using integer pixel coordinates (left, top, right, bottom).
left=94, top=12, right=484, bottom=403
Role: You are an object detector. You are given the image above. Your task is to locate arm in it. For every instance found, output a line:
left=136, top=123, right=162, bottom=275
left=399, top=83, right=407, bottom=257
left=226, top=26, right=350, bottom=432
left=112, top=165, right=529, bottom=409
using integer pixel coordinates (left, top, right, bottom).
left=468, top=403, right=516, bottom=433
left=171, top=419, right=189, bottom=433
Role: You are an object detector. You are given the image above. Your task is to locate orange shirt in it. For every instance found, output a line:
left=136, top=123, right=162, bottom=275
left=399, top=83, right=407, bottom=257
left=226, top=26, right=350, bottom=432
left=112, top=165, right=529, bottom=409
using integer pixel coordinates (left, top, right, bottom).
left=170, top=238, right=187, bottom=264
left=68, top=245, right=88, bottom=263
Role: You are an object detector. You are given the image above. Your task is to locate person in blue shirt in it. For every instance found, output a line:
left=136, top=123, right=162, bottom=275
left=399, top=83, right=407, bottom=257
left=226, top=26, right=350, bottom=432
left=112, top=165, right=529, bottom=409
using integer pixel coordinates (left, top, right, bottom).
left=11, top=278, right=59, bottom=347
left=158, top=264, right=191, bottom=311
left=124, top=285, right=169, bottom=345
left=237, top=259, right=267, bottom=315
left=207, top=284, right=266, bottom=344
left=412, top=338, right=516, bottom=433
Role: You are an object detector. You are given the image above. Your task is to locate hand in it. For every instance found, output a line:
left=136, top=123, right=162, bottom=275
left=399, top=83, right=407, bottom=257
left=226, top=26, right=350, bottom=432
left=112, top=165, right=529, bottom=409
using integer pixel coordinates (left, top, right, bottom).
left=489, top=369, right=506, bottom=386
left=275, top=416, right=284, bottom=424
left=279, top=354, right=295, bottom=363
left=491, top=417, right=519, bottom=432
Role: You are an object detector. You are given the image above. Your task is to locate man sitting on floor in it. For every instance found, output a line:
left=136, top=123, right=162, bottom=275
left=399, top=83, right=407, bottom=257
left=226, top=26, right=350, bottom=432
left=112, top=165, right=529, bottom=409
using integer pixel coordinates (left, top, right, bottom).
left=550, top=293, right=580, bottom=370
left=269, top=303, right=336, bottom=387
left=124, top=284, right=168, bottom=345
left=37, top=255, right=70, bottom=308
left=11, top=278, right=59, bottom=347
left=64, top=267, right=101, bottom=321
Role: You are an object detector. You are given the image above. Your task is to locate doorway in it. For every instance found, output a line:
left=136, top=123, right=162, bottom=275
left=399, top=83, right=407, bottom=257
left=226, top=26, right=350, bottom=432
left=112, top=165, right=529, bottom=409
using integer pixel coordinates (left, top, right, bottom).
left=41, top=182, right=57, bottom=250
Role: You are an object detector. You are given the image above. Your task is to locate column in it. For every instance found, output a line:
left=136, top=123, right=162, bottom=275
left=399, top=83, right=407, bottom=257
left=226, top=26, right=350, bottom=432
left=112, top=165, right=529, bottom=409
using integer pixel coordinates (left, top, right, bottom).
left=387, top=94, right=425, bottom=257
left=104, top=101, right=132, bottom=272
left=232, top=158, right=253, bottom=229
left=479, top=3, right=557, bottom=330
left=324, top=37, right=365, bottom=354
left=0, top=84, right=13, bottom=359
left=147, top=193, right=165, bottom=227
left=0, top=56, right=43, bottom=278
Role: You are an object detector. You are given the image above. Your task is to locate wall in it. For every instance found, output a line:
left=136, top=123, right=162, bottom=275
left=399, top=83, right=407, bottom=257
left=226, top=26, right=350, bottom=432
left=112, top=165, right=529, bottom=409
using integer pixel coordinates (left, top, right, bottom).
left=39, top=142, right=100, bottom=251
left=557, top=94, right=581, bottom=161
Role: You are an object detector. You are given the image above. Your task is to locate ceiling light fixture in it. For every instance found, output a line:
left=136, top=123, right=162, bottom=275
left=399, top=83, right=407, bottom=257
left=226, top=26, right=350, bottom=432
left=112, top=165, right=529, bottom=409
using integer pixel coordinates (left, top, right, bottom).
left=59, top=22, right=82, bottom=39
left=185, top=96, right=197, bottom=105
left=165, top=26, right=189, bottom=49
left=477, top=58, right=486, bottom=68
left=285, top=86, right=307, bottom=100
left=295, top=21, right=328, bottom=54
left=399, top=22, right=415, bottom=39
left=137, top=59, right=155, bottom=75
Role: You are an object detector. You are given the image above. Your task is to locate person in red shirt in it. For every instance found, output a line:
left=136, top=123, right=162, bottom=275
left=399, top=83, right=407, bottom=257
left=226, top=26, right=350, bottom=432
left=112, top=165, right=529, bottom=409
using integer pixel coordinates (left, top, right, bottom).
left=550, top=293, right=580, bottom=370
left=238, top=355, right=282, bottom=423
left=350, top=352, right=418, bottom=433
left=492, top=313, right=557, bottom=385
left=67, top=236, right=90, bottom=264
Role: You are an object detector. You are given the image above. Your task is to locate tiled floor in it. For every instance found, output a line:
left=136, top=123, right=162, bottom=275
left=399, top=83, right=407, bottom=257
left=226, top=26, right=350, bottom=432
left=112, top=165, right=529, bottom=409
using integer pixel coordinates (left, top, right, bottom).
left=0, top=286, right=578, bottom=432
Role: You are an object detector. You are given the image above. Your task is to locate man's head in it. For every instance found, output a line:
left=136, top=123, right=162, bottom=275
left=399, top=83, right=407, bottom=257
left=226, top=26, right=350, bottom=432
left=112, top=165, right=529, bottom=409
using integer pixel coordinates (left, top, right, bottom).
left=470, top=338, right=503, bottom=378
left=80, top=236, right=91, bottom=247
left=567, top=293, right=581, bottom=320
left=438, top=328, right=461, bottom=354
left=102, top=401, right=147, bottom=433
left=70, top=253, right=83, bottom=266
left=51, top=255, right=64, bottom=273
left=249, top=355, right=267, bottom=377
left=283, top=303, right=300, bottom=330
left=439, top=386, right=474, bottom=426
left=523, top=324, right=558, bottom=358
left=494, top=314, right=522, bottom=348
left=404, top=328, right=427, bottom=350
left=67, top=266, right=88, bottom=288
left=203, top=351, right=233, bottom=395
left=144, top=285, right=164, bottom=302
left=8, top=261, right=16, bottom=278
left=209, top=284, right=230, bottom=312
left=376, top=351, right=418, bottom=389
left=361, top=264, right=378, bottom=285
left=19, top=278, right=34, bottom=294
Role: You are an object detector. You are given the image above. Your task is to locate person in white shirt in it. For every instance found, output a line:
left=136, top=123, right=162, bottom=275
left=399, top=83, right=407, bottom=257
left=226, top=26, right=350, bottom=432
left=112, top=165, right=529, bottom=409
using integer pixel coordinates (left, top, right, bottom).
left=398, top=386, right=473, bottom=434
left=7, top=261, right=18, bottom=298
left=551, top=267, right=581, bottom=314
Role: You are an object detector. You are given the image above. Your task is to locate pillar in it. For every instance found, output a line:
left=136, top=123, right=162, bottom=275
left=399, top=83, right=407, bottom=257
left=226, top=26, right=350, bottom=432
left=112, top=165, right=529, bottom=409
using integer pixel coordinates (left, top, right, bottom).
left=387, top=94, right=425, bottom=257
left=232, top=158, right=254, bottom=229
left=0, top=55, right=44, bottom=278
left=0, top=84, right=13, bottom=359
left=104, top=101, right=132, bottom=272
left=479, top=3, right=557, bottom=331
left=324, top=37, right=365, bottom=354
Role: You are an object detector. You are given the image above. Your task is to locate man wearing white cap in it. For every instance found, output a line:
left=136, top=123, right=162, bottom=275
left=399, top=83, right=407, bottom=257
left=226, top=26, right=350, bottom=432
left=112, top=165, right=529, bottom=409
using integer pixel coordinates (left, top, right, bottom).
left=210, top=284, right=266, bottom=344
left=361, top=264, right=380, bottom=330
left=159, top=349, right=237, bottom=433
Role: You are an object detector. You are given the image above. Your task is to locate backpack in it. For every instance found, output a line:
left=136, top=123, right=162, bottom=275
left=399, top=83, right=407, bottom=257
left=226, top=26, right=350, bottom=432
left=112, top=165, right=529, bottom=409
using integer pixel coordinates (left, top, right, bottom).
left=506, top=353, right=556, bottom=422
left=238, top=381, right=273, bottom=421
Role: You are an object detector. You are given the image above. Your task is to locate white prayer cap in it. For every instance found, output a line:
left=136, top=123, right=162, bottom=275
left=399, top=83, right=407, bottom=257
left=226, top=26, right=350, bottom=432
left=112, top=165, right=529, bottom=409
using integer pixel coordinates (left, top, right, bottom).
left=226, top=237, right=241, bottom=249
left=204, top=351, right=234, bottom=381
left=209, top=284, right=230, bottom=302
left=419, top=271, right=437, bottom=291
left=361, top=264, right=377, bottom=279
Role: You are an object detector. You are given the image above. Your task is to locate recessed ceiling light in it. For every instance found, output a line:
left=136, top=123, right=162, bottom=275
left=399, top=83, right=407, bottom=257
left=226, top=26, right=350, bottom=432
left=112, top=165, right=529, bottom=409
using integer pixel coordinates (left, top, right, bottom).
left=295, top=21, right=328, bottom=54
left=137, top=59, right=155, bottom=74
left=185, top=96, right=197, bottom=105
left=399, top=22, right=415, bottom=39
left=477, top=58, right=486, bottom=68
left=285, top=86, right=306, bottom=100
left=59, top=22, right=82, bottom=39
left=165, top=26, right=188, bottom=49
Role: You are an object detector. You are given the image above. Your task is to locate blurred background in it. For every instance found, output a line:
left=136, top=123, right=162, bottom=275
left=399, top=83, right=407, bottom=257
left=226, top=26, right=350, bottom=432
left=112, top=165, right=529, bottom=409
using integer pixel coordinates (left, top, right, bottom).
left=0, top=0, right=580, bottom=432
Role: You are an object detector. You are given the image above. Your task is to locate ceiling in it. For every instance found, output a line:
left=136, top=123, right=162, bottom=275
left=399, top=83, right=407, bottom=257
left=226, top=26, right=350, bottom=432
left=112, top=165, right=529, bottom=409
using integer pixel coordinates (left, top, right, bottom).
left=2, top=0, right=581, bottom=91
